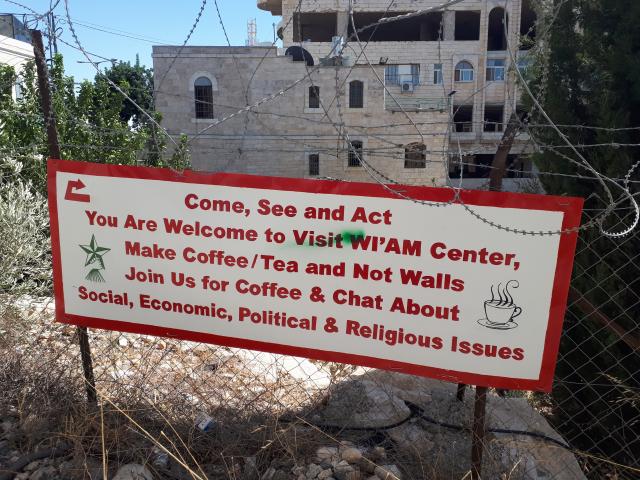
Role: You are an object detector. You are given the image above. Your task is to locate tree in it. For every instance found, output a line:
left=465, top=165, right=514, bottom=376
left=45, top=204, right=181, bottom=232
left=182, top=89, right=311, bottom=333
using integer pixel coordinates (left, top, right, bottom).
left=99, top=55, right=154, bottom=127
left=533, top=0, right=640, bottom=470
left=0, top=54, right=188, bottom=193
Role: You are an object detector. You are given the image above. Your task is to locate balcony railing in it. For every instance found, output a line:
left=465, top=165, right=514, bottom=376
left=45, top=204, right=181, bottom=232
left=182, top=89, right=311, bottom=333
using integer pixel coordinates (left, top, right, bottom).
left=385, top=96, right=449, bottom=112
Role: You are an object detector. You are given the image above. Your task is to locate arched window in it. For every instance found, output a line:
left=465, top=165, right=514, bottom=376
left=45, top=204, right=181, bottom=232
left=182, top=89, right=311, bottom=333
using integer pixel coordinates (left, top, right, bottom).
left=349, top=80, right=364, bottom=108
left=194, top=76, right=214, bottom=119
left=348, top=140, right=363, bottom=167
left=454, top=61, right=474, bottom=82
left=520, top=0, right=537, bottom=49
left=404, top=143, right=426, bottom=168
left=487, top=7, right=508, bottom=51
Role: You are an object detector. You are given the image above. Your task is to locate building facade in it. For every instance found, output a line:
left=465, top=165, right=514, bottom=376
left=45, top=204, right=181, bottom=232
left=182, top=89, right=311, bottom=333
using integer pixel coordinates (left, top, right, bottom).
left=0, top=14, right=34, bottom=100
left=153, top=0, right=537, bottom=188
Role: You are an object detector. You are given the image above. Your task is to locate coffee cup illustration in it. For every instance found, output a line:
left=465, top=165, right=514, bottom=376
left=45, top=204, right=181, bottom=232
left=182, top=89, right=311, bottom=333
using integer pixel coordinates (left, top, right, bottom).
left=478, top=281, right=522, bottom=330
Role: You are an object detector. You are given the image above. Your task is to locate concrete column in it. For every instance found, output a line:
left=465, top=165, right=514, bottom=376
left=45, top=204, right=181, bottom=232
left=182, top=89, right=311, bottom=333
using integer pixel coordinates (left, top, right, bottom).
left=336, top=11, right=349, bottom=38
left=420, top=22, right=428, bottom=41
left=443, top=11, right=455, bottom=41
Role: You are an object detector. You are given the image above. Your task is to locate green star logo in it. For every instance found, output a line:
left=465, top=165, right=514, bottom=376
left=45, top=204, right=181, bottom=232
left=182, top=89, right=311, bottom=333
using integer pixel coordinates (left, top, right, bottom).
left=79, top=235, right=110, bottom=282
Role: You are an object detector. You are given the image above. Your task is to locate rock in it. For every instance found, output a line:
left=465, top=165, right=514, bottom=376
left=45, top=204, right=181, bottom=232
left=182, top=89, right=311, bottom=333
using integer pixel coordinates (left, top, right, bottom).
left=30, top=466, right=57, bottom=480
left=318, top=469, right=333, bottom=479
left=272, top=470, right=288, bottom=480
left=292, top=466, right=306, bottom=476
left=118, top=336, right=128, bottom=347
left=314, top=446, right=338, bottom=465
left=243, top=457, right=259, bottom=480
left=0, top=439, right=10, bottom=456
left=113, top=463, right=153, bottom=480
left=486, top=397, right=587, bottom=480
left=261, top=467, right=276, bottom=480
left=369, top=447, right=386, bottom=461
left=358, top=458, right=376, bottom=475
left=59, top=458, right=103, bottom=479
left=306, top=463, right=323, bottom=479
left=333, top=462, right=362, bottom=480
left=152, top=447, right=169, bottom=468
left=374, top=465, right=402, bottom=480
left=318, top=381, right=410, bottom=428
left=387, top=423, right=434, bottom=451
left=340, top=447, right=362, bottom=464
left=24, top=460, right=43, bottom=472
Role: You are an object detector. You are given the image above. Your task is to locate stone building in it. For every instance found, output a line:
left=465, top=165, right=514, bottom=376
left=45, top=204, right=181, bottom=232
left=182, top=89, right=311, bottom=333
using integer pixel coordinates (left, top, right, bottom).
left=153, top=0, right=537, bottom=188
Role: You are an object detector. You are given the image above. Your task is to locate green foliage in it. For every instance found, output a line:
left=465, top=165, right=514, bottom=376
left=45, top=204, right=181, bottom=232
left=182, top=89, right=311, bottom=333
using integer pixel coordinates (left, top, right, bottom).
left=0, top=54, right=190, bottom=193
left=533, top=0, right=640, bottom=469
left=0, top=54, right=191, bottom=294
left=0, top=157, right=51, bottom=294
left=100, top=55, right=154, bottom=127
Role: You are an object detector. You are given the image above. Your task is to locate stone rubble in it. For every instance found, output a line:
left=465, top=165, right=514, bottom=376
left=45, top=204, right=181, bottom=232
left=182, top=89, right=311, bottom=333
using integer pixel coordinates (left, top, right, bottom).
left=293, top=445, right=401, bottom=480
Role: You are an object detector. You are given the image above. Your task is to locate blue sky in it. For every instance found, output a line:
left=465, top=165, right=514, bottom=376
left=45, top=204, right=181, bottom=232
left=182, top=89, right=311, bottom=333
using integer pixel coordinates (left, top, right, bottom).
left=10, top=0, right=280, bottom=82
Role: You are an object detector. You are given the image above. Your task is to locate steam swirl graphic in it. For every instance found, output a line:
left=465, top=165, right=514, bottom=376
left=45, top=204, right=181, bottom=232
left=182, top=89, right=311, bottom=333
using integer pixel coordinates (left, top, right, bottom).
left=490, top=280, right=519, bottom=306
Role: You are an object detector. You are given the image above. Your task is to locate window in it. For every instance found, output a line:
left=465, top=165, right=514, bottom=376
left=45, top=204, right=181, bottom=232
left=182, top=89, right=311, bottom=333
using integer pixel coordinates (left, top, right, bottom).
left=348, top=140, right=363, bottom=167
left=308, top=153, right=319, bottom=176
left=454, top=61, right=474, bottom=82
left=404, top=143, right=426, bottom=168
left=520, top=0, right=537, bottom=48
left=348, top=11, right=441, bottom=41
left=194, top=76, right=214, bottom=119
left=433, top=64, right=443, bottom=85
left=454, top=11, right=481, bottom=40
left=308, top=86, right=320, bottom=109
left=483, top=105, right=504, bottom=132
left=453, top=105, right=473, bottom=132
left=349, top=80, right=364, bottom=108
left=486, top=59, right=505, bottom=81
left=487, top=8, right=508, bottom=51
left=385, top=65, right=419, bottom=85
left=293, top=12, right=337, bottom=42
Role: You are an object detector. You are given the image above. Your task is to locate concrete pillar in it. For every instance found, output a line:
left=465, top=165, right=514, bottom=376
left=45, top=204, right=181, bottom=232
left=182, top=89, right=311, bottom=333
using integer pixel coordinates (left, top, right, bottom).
left=336, top=11, right=349, bottom=38
left=443, top=11, right=455, bottom=41
left=420, top=22, right=428, bottom=41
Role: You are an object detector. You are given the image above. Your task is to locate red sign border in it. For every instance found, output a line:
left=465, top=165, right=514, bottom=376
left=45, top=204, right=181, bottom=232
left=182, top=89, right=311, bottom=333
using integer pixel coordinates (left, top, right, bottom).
left=47, top=159, right=583, bottom=392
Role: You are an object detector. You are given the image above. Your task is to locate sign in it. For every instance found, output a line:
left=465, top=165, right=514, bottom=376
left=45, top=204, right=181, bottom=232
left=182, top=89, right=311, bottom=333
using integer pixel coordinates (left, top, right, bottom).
left=48, top=159, right=583, bottom=391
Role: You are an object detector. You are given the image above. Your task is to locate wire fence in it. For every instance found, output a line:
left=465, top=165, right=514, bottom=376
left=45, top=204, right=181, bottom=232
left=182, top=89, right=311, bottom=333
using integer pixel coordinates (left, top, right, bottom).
left=0, top=186, right=638, bottom=479
left=0, top=0, right=639, bottom=479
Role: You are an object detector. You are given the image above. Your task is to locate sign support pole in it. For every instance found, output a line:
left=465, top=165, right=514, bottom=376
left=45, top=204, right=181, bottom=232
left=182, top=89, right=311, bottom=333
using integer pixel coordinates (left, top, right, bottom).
left=456, top=383, right=466, bottom=401
left=470, top=386, right=488, bottom=479
left=468, top=110, right=521, bottom=478
left=32, top=29, right=97, bottom=406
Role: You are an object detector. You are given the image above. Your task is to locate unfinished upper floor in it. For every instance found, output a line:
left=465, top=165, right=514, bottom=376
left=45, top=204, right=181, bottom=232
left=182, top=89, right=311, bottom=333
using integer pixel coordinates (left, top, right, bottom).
left=258, top=0, right=536, bottom=52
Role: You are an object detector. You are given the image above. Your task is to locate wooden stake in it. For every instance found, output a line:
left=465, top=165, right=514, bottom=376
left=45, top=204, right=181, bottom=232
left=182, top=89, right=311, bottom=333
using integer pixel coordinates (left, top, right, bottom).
left=32, top=29, right=97, bottom=406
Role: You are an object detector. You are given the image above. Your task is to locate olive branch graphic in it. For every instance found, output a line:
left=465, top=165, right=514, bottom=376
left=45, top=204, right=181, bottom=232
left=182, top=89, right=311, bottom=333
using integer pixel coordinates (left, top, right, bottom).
left=79, top=235, right=111, bottom=282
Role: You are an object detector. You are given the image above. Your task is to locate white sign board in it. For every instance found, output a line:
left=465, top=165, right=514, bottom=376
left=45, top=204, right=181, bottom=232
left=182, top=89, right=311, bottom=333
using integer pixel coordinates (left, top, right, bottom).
left=48, top=160, right=583, bottom=391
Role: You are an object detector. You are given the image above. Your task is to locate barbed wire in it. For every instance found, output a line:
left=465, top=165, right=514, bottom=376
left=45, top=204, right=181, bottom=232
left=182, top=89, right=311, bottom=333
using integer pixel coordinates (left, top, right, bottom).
left=153, top=0, right=208, bottom=98
left=61, top=0, right=179, bottom=156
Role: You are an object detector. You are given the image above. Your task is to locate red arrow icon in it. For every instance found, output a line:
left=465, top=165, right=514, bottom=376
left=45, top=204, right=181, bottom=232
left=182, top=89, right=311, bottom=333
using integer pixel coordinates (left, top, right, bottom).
left=64, top=179, right=91, bottom=203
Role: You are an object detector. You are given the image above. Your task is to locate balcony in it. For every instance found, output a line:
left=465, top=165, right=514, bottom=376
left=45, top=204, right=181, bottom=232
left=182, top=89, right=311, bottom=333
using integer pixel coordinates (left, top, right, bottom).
left=385, top=96, right=449, bottom=112
left=257, top=0, right=282, bottom=15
